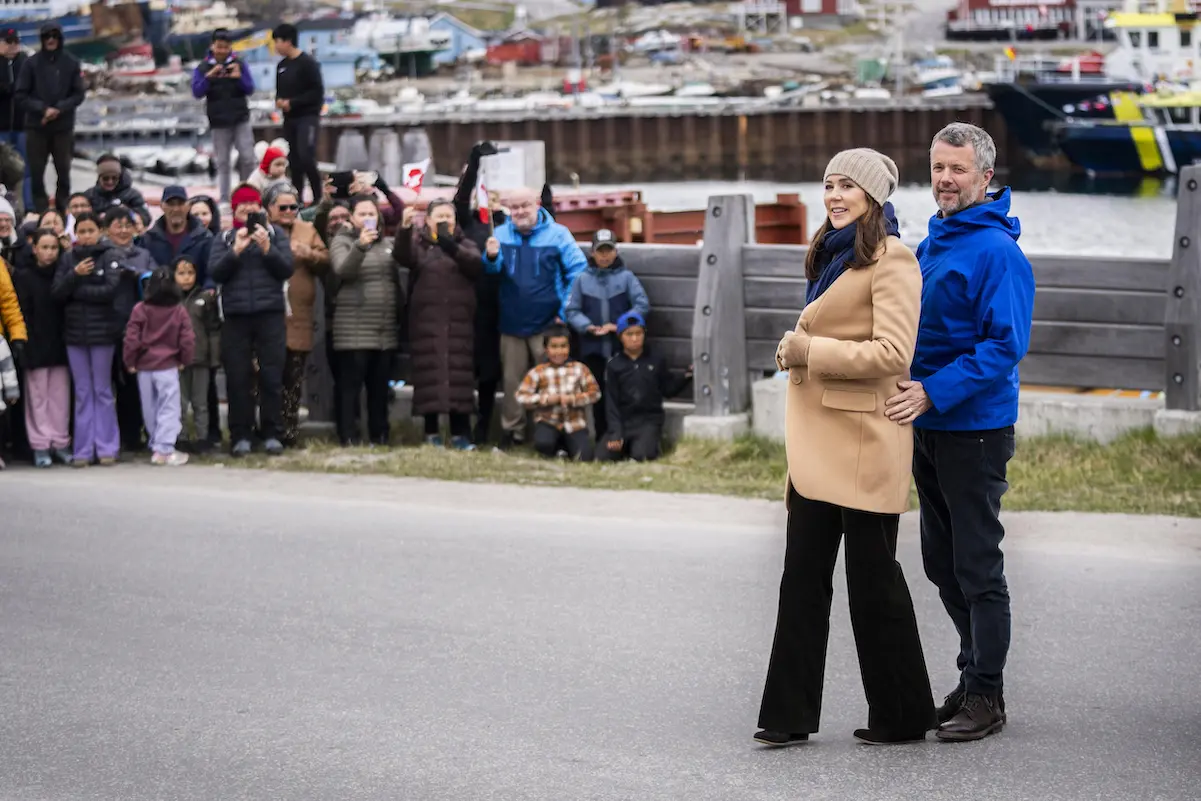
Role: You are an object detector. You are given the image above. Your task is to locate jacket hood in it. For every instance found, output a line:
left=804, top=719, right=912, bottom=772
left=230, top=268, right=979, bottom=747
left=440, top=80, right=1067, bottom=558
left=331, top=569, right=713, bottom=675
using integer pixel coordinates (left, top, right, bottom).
left=40, top=21, right=63, bottom=36
left=926, top=187, right=1020, bottom=245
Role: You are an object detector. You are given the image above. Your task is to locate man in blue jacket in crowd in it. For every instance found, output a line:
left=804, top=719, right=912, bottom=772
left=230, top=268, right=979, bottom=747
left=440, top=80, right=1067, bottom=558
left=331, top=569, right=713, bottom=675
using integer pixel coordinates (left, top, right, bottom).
left=483, top=186, right=588, bottom=449
left=886, top=122, right=1035, bottom=743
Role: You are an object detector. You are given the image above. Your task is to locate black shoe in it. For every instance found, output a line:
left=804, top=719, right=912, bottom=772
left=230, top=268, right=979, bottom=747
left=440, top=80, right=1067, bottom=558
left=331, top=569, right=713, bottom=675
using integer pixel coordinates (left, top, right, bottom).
left=936, top=686, right=966, bottom=725
left=193, top=439, right=213, bottom=455
left=936, top=693, right=1004, bottom=742
left=753, top=730, right=809, bottom=747
left=498, top=432, right=523, bottom=451
left=853, top=728, right=927, bottom=745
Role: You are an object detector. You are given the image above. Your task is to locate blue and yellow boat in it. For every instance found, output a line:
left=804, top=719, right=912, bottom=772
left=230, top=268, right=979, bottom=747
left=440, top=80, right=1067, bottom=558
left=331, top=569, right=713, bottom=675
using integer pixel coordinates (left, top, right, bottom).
left=1052, top=3, right=1201, bottom=175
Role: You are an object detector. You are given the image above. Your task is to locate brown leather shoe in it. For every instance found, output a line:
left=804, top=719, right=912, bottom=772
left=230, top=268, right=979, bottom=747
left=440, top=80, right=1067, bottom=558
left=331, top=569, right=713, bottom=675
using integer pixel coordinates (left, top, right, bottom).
left=936, top=693, right=1004, bottom=742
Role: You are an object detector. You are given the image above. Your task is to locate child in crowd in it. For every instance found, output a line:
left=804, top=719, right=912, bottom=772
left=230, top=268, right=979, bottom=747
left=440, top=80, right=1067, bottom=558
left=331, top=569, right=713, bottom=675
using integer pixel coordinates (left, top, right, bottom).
left=174, top=256, right=220, bottom=453
left=600, top=312, right=693, bottom=463
left=0, top=333, right=18, bottom=469
left=248, top=146, right=290, bottom=194
left=123, top=270, right=195, bottom=466
left=515, top=324, right=601, bottom=462
left=564, top=229, right=650, bottom=441
left=12, top=229, right=71, bottom=467
left=52, top=212, right=121, bottom=467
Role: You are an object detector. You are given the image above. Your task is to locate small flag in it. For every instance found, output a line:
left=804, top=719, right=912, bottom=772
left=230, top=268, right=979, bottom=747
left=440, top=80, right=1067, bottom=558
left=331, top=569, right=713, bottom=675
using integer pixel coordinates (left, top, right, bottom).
left=1004, top=46, right=1016, bottom=60
left=402, top=158, right=430, bottom=192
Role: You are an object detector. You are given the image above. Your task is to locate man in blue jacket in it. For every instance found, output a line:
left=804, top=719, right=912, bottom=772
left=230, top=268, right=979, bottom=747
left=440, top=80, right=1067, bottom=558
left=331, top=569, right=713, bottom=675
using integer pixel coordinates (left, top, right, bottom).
left=483, top=186, right=588, bottom=449
left=142, top=185, right=214, bottom=287
left=886, top=122, right=1035, bottom=743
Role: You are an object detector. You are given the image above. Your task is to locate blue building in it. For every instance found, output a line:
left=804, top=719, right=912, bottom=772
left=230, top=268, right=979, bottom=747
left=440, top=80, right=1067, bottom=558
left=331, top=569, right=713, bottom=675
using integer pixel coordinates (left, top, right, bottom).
left=429, top=12, right=491, bottom=66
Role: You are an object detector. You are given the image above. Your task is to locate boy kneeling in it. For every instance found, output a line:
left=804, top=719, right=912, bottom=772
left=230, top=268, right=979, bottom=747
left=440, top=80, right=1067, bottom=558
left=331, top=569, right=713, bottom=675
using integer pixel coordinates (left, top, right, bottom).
left=515, top=324, right=601, bottom=461
left=600, top=312, right=692, bottom=463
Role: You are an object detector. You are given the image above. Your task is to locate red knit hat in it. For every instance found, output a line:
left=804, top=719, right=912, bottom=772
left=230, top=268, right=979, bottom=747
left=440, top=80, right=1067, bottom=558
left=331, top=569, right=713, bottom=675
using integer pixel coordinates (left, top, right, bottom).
left=230, top=184, right=261, bottom=211
left=260, top=146, right=286, bottom=173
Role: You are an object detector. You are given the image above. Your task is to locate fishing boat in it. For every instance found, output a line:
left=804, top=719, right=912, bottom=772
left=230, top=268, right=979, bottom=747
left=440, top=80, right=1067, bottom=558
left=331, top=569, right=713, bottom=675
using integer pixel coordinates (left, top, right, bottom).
left=1051, top=4, right=1201, bottom=175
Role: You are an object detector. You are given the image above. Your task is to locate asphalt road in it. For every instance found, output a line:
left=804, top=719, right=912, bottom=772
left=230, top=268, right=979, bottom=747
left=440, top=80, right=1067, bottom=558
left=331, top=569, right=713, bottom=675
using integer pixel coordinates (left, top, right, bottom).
left=3, top=467, right=1200, bottom=801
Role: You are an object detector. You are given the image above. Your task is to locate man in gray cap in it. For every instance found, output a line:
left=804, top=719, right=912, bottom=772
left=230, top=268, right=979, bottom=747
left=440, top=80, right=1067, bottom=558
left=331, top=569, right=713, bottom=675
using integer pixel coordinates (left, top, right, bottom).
left=564, top=228, right=649, bottom=441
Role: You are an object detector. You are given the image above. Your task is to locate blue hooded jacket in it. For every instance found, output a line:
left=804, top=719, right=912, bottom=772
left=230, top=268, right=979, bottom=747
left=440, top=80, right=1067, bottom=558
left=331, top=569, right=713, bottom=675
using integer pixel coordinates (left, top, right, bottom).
left=483, top=208, right=588, bottom=338
left=912, top=188, right=1036, bottom=431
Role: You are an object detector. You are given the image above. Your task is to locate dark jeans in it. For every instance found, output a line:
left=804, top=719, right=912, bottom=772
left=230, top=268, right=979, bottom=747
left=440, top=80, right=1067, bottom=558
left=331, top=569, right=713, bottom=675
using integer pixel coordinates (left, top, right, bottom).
left=533, top=421, right=593, bottom=461
left=758, top=488, right=936, bottom=735
left=26, top=128, right=73, bottom=213
left=221, top=312, right=287, bottom=444
left=337, top=348, right=392, bottom=445
left=582, top=353, right=609, bottom=440
left=282, top=115, right=321, bottom=203
left=475, top=377, right=498, bottom=444
left=112, top=346, right=145, bottom=451
left=597, top=421, right=661, bottom=462
left=914, top=426, right=1016, bottom=697
left=424, top=412, right=470, bottom=439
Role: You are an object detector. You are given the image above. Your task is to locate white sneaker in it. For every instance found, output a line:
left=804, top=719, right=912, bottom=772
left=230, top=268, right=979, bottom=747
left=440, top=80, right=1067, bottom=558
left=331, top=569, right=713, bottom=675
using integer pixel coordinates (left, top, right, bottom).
left=152, top=451, right=189, bottom=466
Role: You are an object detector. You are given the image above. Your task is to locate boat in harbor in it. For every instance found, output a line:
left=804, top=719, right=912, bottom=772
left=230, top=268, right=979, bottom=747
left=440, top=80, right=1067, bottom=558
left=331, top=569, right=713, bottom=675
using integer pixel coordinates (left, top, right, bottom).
left=978, top=0, right=1200, bottom=166
left=1051, top=5, right=1201, bottom=175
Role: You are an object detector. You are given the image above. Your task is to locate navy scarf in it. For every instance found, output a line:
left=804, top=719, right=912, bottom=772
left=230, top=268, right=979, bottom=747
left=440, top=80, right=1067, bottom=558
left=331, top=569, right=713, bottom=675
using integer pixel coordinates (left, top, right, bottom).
left=805, top=202, right=900, bottom=305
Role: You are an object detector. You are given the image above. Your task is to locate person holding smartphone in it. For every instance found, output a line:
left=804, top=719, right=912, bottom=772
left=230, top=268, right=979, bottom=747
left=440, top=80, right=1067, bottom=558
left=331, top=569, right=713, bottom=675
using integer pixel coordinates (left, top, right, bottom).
left=393, top=198, right=482, bottom=450
left=51, top=211, right=120, bottom=465
left=328, top=194, right=402, bottom=447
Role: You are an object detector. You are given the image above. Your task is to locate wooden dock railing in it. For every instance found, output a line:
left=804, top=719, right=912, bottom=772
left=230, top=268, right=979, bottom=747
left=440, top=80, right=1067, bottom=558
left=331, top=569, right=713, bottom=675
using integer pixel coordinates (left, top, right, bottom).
left=304, top=183, right=1199, bottom=423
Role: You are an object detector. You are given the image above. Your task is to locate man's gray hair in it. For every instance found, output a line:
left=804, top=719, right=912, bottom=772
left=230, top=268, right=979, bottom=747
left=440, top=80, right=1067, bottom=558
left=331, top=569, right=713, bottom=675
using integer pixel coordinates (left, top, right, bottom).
left=931, top=123, right=996, bottom=174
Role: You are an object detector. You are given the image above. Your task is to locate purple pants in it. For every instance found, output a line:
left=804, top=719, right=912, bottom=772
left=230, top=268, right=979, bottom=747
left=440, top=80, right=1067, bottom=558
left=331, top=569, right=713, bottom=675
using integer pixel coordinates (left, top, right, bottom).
left=67, top=345, right=120, bottom=462
left=137, top=369, right=182, bottom=455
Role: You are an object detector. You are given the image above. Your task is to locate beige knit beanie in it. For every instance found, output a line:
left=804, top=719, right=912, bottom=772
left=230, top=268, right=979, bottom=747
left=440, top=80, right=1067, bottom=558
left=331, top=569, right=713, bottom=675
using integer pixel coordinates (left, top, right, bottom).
left=823, top=148, right=899, bottom=207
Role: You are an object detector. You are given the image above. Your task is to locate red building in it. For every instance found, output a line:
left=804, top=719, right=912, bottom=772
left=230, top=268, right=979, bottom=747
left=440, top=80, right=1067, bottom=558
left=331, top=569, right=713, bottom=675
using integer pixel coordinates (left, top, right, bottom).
left=783, top=0, right=859, bottom=16
left=945, top=0, right=1077, bottom=41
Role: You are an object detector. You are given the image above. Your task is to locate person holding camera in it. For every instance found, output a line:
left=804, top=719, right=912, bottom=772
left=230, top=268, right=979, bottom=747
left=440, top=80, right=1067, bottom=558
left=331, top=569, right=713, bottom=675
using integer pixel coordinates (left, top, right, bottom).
left=191, top=28, right=256, bottom=205
left=393, top=199, right=482, bottom=450
left=208, top=184, right=294, bottom=457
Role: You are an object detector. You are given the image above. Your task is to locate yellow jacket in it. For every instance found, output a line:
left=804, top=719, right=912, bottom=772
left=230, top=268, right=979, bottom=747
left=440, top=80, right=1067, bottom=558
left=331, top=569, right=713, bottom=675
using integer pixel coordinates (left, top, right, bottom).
left=0, top=260, right=26, bottom=343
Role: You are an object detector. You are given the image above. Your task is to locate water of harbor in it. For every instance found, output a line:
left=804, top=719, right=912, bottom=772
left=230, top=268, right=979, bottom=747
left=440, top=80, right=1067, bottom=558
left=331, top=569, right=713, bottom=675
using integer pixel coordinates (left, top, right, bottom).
left=582, top=172, right=1178, bottom=259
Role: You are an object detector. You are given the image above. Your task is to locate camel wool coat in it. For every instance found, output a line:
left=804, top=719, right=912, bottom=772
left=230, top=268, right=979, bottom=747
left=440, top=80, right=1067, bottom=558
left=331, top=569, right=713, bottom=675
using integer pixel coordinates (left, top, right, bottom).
left=285, top=219, right=329, bottom=353
left=784, top=235, right=922, bottom=515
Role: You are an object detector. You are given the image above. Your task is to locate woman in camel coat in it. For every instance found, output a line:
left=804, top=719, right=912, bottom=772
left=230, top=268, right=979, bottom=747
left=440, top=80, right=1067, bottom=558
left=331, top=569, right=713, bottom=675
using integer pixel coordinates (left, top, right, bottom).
left=755, top=149, right=936, bottom=748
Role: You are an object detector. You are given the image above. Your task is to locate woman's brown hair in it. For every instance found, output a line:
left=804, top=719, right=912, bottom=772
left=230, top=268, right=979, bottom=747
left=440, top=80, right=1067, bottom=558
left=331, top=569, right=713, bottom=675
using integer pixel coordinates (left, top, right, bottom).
left=803, top=196, right=890, bottom=282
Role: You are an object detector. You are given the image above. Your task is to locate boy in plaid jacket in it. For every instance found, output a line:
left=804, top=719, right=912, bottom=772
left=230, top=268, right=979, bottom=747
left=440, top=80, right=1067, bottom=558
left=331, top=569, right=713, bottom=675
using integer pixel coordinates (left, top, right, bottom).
left=515, top=324, right=601, bottom=461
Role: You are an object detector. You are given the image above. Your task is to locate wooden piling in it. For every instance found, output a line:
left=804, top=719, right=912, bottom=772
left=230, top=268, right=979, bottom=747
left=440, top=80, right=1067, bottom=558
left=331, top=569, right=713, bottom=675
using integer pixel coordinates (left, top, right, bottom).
left=692, top=195, right=754, bottom=417
left=1166, top=164, right=1201, bottom=411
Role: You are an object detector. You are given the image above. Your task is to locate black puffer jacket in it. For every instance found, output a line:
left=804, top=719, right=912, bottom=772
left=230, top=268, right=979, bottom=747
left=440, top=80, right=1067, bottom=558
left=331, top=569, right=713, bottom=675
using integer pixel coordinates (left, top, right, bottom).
left=12, top=259, right=66, bottom=368
left=83, top=169, right=151, bottom=226
left=50, top=246, right=121, bottom=346
left=14, top=23, right=86, bottom=135
left=208, top=224, right=294, bottom=316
